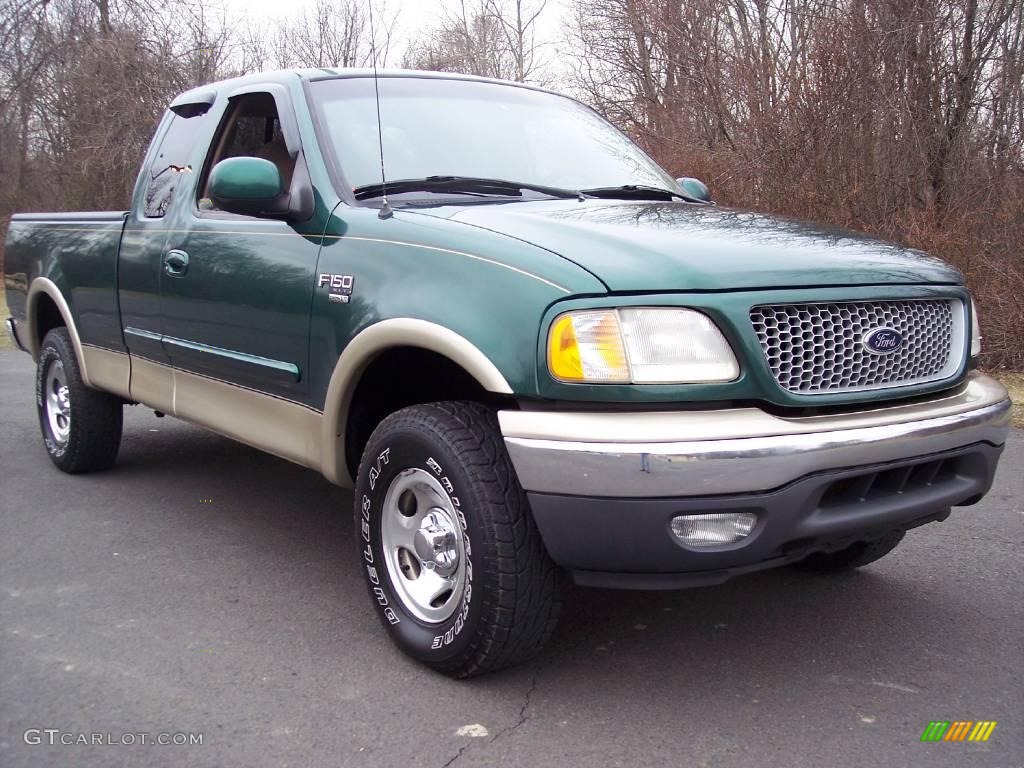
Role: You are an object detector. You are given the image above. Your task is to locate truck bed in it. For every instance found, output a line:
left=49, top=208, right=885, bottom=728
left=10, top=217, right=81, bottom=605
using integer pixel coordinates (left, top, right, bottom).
left=4, top=211, right=129, bottom=353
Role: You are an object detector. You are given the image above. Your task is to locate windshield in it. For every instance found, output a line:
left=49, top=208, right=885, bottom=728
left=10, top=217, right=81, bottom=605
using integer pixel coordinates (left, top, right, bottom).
left=309, top=76, right=677, bottom=196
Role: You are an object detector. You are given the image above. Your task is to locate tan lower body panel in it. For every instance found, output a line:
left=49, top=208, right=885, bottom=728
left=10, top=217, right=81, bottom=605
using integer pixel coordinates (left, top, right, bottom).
left=81, top=345, right=132, bottom=400
left=129, top=355, right=175, bottom=413
left=128, top=356, right=324, bottom=472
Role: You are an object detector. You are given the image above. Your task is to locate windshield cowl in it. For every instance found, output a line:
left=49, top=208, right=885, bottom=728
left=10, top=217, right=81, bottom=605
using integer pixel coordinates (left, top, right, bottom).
left=352, top=175, right=583, bottom=202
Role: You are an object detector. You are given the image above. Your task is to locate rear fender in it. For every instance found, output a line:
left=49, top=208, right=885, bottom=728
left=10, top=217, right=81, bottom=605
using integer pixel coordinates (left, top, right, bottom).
left=26, top=278, right=85, bottom=369
left=25, top=278, right=131, bottom=399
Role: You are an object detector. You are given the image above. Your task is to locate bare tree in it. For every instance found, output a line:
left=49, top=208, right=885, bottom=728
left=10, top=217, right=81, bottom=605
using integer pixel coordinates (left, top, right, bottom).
left=484, top=0, right=548, bottom=82
left=271, top=0, right=396, bottom=69
left=0, top=0, right=236, bottom=215
left=403, top=0, right=548, bottom=82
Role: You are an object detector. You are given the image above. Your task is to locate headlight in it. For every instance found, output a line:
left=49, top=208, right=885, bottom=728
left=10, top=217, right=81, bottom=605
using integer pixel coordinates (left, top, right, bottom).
left=547, top=308, right=739, bottom=384
left=970, top=299, right=982, bottom=357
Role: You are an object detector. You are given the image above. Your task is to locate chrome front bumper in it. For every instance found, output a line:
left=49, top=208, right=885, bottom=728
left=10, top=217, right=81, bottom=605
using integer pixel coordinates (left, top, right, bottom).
left=500, top=373, right=1011, bottom=498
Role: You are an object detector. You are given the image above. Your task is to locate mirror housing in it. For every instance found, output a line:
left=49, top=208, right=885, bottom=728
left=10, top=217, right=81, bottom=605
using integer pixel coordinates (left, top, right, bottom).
left=209, top=157, right=296, bottom=219
left=676, top=177, right=712, bottom=203
left=207, top=154, right=311, bottom=222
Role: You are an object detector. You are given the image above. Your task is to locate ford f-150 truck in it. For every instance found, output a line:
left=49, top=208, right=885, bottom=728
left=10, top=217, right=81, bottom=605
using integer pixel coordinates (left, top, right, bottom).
left=3, top=69, right=1011, bottom=677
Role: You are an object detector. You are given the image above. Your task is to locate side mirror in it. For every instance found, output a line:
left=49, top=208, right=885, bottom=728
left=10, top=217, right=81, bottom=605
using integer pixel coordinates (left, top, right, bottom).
left=209, top=157, right=290, bottom=218
left=676, top=177, right=712, bottom=203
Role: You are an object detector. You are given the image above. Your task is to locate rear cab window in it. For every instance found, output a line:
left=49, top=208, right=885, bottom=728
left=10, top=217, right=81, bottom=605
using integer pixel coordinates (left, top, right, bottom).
left=142, top=111, right=213, bottom=218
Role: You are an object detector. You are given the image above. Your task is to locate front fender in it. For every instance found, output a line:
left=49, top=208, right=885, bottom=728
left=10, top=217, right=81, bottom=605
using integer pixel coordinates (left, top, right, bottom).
left=320, top=318, right=512, bottom=486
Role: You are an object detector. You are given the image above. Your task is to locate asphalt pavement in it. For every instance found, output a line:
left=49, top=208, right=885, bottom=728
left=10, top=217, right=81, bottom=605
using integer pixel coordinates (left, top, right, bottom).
left=1, top=349, right=1022, bottom=768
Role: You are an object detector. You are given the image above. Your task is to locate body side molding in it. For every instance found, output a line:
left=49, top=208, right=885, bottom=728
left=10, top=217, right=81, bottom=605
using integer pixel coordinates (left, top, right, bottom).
left=124, top=327, right=301, bottom=380
left=321, top=318, right=514, bottom=487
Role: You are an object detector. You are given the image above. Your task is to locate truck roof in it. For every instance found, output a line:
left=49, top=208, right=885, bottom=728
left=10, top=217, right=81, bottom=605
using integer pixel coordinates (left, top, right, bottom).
left=170, top=68, right=561, bottom=112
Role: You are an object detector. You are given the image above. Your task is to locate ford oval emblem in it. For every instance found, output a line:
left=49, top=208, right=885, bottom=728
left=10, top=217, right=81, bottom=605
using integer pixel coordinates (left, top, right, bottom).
left=862, top=327, right=903, bottom=355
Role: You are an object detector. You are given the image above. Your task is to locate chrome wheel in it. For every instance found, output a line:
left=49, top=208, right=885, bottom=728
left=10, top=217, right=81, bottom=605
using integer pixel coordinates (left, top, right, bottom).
left=381, top=468, right=467, bottom=624
left=44, top=359, right=71, bottom=445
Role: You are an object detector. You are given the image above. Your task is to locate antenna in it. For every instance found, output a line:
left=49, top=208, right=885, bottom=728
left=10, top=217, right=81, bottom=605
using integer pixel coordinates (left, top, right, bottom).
left=367, top=0, right=392, bottom=220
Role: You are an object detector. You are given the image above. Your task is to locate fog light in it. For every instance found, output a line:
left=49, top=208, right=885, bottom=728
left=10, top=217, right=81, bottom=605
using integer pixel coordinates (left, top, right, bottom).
left=671, top=513, right=757, bottom=547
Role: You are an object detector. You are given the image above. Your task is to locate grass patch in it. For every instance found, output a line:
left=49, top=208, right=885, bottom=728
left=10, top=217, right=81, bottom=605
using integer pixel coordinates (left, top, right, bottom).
left=0, top=284, right=10, bottom=350
left=991, top=371, right=1024, bottom=429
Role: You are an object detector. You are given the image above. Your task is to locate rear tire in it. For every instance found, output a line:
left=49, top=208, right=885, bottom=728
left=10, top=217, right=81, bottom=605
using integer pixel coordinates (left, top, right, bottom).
left=792, top=531, right=906, bottom=574
left=354, top=401, right=561, bottom=678
left=36, top=328, right=123, bottom=473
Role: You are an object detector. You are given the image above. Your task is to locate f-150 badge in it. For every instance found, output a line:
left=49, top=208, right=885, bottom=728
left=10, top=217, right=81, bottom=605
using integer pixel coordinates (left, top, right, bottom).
left=318, top=273, right=354, bottom=304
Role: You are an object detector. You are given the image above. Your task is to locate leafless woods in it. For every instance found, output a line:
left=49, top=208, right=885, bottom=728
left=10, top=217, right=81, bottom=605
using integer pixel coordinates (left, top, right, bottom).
left=1, top=0, right=1021, bottom=365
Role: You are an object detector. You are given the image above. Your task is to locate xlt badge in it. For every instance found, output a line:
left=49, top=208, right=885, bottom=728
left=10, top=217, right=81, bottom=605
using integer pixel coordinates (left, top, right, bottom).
left=318, top=273, right=354, bottom=304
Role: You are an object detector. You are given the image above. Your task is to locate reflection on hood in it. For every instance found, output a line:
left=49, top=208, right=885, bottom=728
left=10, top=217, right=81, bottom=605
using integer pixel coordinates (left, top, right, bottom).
left=414, top=199, right=962, bottom=291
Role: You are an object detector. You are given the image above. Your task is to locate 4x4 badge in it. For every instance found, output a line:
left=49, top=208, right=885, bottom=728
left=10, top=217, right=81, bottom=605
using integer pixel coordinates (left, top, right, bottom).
left=318, top=273, right=354, bottom=304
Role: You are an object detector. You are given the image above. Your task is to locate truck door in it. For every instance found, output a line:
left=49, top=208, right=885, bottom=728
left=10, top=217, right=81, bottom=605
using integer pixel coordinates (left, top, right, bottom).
left=119, top=99, right=217, bottom=408
left=157, top=87, right=319, bottom=407
left=118, top=102, right=217, bottom=370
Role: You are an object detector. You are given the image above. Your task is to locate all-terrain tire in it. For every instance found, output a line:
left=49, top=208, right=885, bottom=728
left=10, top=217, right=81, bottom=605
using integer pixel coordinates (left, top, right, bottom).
left=354, top=401, right=562, bottom=678
left=36, top=328, right=123, bottom=473
left=792, top=531, right=906, bottom=574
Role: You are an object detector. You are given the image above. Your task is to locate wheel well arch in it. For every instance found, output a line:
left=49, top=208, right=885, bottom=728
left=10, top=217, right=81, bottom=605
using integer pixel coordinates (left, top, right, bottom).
left=26, top=279, right=89, bottom=377
left=31, top=292, right=65, bottom=354
left=320, top=319, right=516, bottom=488
left=342, top=347, right=513, bottom=481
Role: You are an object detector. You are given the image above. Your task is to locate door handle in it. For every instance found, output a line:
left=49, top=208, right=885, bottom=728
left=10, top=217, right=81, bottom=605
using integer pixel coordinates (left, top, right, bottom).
left=164, top=250, right=189, bottom=277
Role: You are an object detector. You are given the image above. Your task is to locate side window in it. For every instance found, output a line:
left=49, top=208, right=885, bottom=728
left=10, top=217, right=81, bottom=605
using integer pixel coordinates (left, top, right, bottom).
left=198, top=93, right=295, bottom=212
left=143, top=112, right=210, bottom=218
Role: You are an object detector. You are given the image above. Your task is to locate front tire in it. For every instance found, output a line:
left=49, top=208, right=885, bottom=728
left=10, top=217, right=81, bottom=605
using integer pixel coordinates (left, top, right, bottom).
left=354, top=401, right=561, bottom=678
left=792, top=530, right=906, bottom=574
left=36, top=328, right=123, bottom=473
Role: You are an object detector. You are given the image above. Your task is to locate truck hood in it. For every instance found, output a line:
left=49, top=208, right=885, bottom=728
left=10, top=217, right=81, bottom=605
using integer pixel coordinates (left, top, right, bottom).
left=414, top=200, right=962, bottom=291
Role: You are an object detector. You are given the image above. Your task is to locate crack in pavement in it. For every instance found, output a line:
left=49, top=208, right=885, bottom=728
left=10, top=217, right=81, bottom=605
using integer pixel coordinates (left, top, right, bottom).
left=487, top=671, right=539, bottom=745
left=440, top=743, right=469, bottom=768
left=440, top=653, right=555, bottom=768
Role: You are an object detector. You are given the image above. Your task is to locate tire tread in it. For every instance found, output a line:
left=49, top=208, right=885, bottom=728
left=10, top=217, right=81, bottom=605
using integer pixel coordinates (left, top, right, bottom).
left=38, top=329, right=123, bottom=473
left=359, top=401, right=561, bottom=678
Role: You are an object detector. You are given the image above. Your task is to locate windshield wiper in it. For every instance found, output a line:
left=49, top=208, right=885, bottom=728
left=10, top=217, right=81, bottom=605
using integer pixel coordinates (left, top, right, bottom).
left=353, top=176, right=583, bottom=201
left=579, top=184, right=704, bottom=203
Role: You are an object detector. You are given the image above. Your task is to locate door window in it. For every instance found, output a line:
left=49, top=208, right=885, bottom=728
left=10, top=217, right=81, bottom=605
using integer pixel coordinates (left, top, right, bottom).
left=199, top=93, right=295, bottom=211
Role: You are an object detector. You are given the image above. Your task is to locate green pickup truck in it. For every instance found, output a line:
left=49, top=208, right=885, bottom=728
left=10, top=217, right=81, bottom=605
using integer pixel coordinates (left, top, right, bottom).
left=3, top=69, right=1011, bottom=677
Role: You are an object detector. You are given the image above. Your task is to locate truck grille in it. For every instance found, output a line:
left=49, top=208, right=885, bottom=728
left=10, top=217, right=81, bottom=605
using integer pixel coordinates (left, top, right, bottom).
left=750, top=299, right=963, bottom=394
